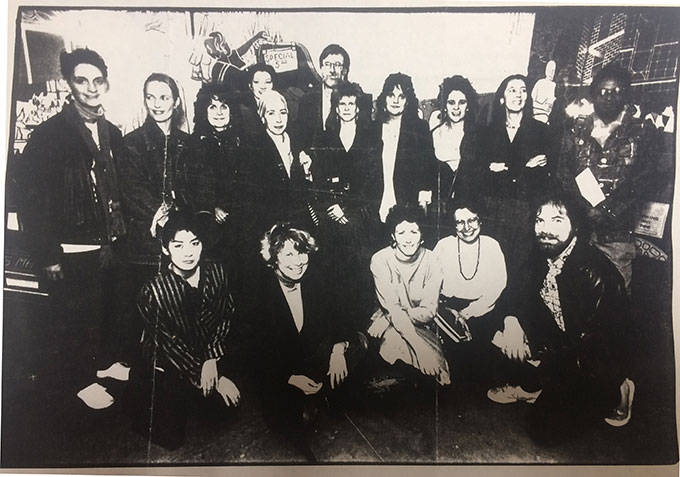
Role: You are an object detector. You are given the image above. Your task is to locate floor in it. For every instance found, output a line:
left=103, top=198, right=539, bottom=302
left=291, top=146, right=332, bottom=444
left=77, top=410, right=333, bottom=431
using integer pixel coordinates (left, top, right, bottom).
left=1, top=257, right=677, bottom=468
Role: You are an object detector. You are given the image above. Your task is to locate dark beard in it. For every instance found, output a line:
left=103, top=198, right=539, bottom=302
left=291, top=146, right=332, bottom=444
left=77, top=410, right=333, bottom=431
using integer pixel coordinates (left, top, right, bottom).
left=536, top=233, right=572, bottom=258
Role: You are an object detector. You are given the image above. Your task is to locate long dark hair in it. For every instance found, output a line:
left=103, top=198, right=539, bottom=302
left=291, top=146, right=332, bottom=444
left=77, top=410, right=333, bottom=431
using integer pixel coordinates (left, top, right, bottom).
left=435, top=75, right=479, bottom=134
left=192, top=82, right=241, bottom=136
left=375, top=73, right=419, bottom=124
left=491, top=74, right=534, bottom=127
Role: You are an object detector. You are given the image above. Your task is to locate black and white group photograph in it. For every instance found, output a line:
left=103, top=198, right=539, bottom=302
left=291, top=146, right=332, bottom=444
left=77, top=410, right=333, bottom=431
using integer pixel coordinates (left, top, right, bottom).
left=1, top=1, right=678, bottom=471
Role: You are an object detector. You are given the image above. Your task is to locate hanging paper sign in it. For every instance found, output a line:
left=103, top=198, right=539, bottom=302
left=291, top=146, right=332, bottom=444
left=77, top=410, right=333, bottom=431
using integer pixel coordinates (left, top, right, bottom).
left=263, top=47, right=298, bottom=73
left=634, top=201, right=670, bottom=239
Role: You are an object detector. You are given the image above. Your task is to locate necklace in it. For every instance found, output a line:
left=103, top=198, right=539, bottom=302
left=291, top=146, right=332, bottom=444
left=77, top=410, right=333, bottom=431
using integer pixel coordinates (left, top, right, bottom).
left=458, top=237, right=481, bottom=281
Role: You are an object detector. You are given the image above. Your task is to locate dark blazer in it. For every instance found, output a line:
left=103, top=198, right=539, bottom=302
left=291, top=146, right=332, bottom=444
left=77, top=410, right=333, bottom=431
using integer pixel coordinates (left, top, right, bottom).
left=363, top=115, right=437, bottom=210
left=246, top=265, right=348, bottom=389
left=476, top=116, right=554, bottom=201
left=239, top=130, right=313, bottom=239
left=120, top=118, right=191, bottom=259
left=296, top=88, right=324, bottom=150
left=518, top=238, right=631, bottom=387
left=19, top=103, right=126, bottom=267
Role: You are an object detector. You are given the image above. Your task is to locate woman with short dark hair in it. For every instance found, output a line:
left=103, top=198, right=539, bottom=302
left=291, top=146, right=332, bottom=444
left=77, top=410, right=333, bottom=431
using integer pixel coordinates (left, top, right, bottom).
left=367, top=205, right=450, bottom=384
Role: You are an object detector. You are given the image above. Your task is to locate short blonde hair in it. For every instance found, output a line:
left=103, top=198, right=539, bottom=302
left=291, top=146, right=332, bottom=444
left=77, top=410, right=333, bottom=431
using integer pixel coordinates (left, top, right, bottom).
left=260, top=223, right=318, bottom=267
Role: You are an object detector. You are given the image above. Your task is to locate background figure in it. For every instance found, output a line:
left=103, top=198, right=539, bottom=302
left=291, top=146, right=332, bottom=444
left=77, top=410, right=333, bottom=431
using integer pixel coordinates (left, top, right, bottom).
left=557, top=63, right=661, bottom=292
left=128, top=211, right=241, bottom=450
left=238, top=63, right=276, bottom=140
left=488, top=193, right=634, bottom=444
left=188, top=82, right=243, bottom=266
left=246, top=224, right=367, bottom=461
left=18, top=48, right=127, bottom=404
left=433, top=200, right=507, bottom=384
left=297, top=43, right=351, bottom=149
left=369, top=73, right=437, bottom=246
left=476, top=74, right=553, bottom=302
left=531, top=60, right=557, bottom=124
left=238, top=90, right=315, bottom=258
left=367, top=205, right=450, bottom=385
left=430, top=75, right=480, bottom=219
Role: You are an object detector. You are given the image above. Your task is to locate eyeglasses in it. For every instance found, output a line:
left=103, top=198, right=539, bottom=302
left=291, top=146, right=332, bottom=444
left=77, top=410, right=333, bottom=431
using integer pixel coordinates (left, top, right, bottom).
left=455, top=217, right=480, bottom=228
left=322, top=61, right=344, bottom=70
left=598, top=87, right=622, bottom=97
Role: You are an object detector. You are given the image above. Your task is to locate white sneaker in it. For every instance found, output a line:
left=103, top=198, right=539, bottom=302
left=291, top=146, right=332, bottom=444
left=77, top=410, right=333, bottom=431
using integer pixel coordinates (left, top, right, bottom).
left=77, top=383, right=114, bottom=409
left=96, top=362, right=130, bottom=381
left=487, top=384, right=542, bottom=404
left=605, top=378, right=635, bottom=427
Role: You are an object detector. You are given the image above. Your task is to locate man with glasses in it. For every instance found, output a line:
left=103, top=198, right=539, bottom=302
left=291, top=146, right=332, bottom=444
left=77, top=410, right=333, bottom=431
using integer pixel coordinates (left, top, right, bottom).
left=557, top=63, right=660, bottom=292
left=297, top=44, right=350, bottom=148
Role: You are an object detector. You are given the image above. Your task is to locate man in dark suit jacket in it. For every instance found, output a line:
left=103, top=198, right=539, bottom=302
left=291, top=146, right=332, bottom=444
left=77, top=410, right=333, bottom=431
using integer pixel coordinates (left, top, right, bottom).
left=296, top=44, right=350, bottom=149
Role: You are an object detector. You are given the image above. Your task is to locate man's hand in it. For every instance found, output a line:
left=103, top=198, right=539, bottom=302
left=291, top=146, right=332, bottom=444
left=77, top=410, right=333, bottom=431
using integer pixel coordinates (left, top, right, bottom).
left=200, top=358, right=219, bottom=396
left=489, top=162, right=508, bottom=172
left=501, top=316, right=530, bottom=362
left=288, top=375, right=323, bottom=395
left=328, top=342, right=348, bottom=389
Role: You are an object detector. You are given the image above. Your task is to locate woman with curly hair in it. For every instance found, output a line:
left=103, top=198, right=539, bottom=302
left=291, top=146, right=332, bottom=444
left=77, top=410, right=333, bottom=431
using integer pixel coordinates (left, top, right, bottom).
left=430, top=75, right=480, bottom=212
left=245, top=223, right=367, bottom=461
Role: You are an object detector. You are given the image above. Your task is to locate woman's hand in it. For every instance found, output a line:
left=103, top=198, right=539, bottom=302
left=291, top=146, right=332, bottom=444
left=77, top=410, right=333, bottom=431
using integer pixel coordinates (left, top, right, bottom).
left=288, top=375, right=323, bottom=395
left=214, top=207, right=229, bottom=224
left=525, top=154, right=547, bottom=168
left=489, top=162, right=508, bottom=173
left=299, top=151, right=313, bottom=180
left=200, top=358, right=219, bottom=396
left=216, top=376, right=241, bottom=406
left=413, top=341, right=440, bottom=377
left=328, top=342, right=348, bottom=389
left=150, top=203, right=171, bottom=237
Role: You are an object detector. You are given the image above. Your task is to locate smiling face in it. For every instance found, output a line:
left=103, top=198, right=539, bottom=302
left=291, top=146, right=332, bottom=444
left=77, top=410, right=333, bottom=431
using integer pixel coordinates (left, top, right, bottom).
left=68, top=63, right=108, bottom=110
left=386, top=85, right=407, bottom=118
left=163, top=229, right=202, bottom=274
left=454, top=208, right=481, bottom=244
left=337, top=95, right=358, bottom=123
left=445, top=89, right=468, bottom=124
left=275, top=240, right=309, bottom=282
left=207, top=98, right=230, bottom=131
left=144, top=80, right=178, bottom=124
left=593, top=78, right=626, bottom=124
left=392, top=220, right=422, bottom=258
left=250, top=70, right=273, bottom=101
left=320, top=53, right=347, bottom=89
left=262, top=96, right=289, bottom=135
left=535, top=203, right=575, bottom=257
left=502, top=78, right=528, bottom=113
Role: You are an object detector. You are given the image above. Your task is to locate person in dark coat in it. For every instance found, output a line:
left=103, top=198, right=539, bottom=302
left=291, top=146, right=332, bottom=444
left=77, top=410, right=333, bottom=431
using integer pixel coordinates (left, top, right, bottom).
left=488, top=192, right=634, bottom=444
left=19, top=48, right=127, bottom=402
left=129, top=211, right=241, bottom=450
left=120, top=73, right=192, bottom=266
left=475, top=74, right=554, bottom=300
left=245, top=224, right=367, bottom=460
left=238, top=63, right=276, bottom=140
left=366, top=73, right=437, bottom=247
left=238, top=90, right=315, bottom=253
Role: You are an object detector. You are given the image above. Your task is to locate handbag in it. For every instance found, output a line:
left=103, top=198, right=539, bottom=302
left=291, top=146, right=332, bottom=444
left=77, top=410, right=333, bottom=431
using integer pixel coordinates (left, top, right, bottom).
left=435, top=303, right=472, bottom=343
